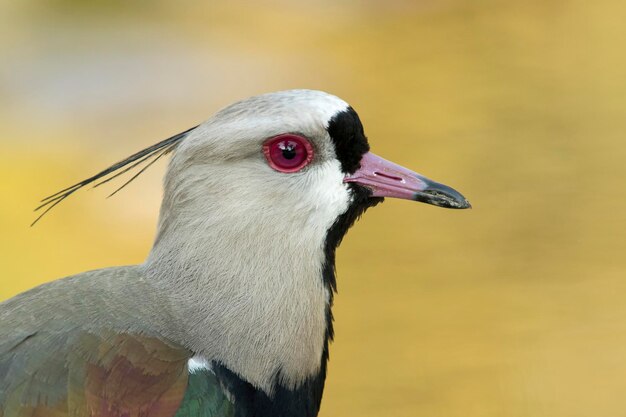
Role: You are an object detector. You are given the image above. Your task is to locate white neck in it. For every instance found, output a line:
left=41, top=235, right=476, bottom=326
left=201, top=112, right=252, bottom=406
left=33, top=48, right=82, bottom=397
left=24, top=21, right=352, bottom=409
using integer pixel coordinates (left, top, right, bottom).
left=144, top=159, right=351, bottom=394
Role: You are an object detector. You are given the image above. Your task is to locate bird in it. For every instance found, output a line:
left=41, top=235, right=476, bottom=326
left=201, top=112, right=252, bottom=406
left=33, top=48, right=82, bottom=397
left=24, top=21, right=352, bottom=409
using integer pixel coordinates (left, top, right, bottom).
left=0, top=89, right=470, bottom=417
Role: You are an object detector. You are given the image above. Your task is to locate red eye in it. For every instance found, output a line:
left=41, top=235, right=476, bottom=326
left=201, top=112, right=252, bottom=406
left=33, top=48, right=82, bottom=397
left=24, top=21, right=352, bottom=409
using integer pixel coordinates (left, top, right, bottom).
left=263, top=134, right=314, bottom=173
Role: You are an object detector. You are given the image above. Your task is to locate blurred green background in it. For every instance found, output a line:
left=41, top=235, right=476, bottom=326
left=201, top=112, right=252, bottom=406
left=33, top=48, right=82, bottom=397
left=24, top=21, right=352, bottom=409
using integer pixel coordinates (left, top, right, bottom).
left=2, top=0, right=626, bottom=416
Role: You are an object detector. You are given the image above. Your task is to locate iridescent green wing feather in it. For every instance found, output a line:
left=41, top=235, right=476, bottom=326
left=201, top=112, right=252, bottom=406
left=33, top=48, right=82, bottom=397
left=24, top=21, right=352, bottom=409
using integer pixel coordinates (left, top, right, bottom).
left=0, top=267, right=236, bottom=417
left=0, top=330, right=191, bottom=417
left=0, top=329, right=237, bottom=417
left=173, top=371, right=235, bottom=417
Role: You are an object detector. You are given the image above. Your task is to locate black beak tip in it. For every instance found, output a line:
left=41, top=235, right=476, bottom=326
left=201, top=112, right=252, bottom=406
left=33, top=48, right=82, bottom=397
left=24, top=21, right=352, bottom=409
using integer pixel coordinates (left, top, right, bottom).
left=414, top=181, right=471, bottom=210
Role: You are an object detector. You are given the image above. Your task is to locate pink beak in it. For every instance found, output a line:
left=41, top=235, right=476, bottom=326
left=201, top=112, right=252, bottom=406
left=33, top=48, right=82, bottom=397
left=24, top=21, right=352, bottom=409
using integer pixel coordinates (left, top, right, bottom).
left=344, top=152, right=471, bottom=209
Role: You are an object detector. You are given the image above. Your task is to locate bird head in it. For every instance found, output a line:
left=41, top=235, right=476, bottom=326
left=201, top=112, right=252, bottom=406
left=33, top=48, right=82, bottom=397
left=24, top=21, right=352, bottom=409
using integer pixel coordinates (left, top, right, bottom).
left=152, top=90, right=469, bottom=252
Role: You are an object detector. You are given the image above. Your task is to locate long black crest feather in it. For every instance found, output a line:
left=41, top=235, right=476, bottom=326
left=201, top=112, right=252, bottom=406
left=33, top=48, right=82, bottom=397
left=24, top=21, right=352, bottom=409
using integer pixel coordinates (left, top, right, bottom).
left=32, top=126, right=197, bottom=226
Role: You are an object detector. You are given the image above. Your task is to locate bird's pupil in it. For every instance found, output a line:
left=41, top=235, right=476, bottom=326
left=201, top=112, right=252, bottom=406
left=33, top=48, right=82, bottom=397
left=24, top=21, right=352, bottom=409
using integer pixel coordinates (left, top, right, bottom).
left=281, top=144, right=297, bottom=160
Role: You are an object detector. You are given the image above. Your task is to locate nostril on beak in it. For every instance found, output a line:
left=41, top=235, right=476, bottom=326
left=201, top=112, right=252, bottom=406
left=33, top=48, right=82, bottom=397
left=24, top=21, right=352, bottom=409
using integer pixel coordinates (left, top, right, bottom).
left=374, top=171, right=404, bottom=182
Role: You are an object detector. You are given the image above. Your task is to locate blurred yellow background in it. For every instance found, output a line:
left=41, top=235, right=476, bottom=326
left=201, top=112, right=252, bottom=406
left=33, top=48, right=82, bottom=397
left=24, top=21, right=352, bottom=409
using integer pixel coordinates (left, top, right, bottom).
left=2, top=1, right=626, bottom=416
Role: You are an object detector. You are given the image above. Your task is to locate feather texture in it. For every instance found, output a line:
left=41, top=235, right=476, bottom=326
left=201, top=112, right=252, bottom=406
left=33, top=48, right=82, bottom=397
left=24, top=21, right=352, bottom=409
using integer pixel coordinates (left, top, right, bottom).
left=0, top=267, right=238, bottom=417
left=173, top=371, right=234, bottom=417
